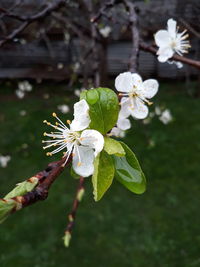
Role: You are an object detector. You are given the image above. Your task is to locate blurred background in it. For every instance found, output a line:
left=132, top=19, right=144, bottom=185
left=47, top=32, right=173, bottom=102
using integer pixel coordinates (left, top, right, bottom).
left=0, top=0, right=200, bottom=266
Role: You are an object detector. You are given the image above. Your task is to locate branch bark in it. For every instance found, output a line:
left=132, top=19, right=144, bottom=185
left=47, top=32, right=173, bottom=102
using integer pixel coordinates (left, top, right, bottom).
left=2, top=156, right=71, bottom=213
left=64, top=176, right=85, bottom=246
left=140, top=42, right=200, bottom=70
left=0, top=0, right=66, bottom=47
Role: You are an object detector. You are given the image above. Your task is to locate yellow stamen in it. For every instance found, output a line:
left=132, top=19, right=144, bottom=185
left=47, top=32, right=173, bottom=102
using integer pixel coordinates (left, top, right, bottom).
left=67, top=120, right=71, bottom=125
left=52, top=112, right=57, bottom=117
left=77, top=162, right=82, bottom=167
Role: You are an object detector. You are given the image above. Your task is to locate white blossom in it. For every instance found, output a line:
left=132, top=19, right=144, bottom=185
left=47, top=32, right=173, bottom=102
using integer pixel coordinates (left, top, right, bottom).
left=110, top=112, right=131, bottom=138
left=57, top=104, right=70, bottom=114
left=0, top=155, right=11, bottom=168
left=99, top=26, right=112, bottom=38
left=110, top=127, right=126, bottom=138
left=115, top=72, right=159, bottom=120
left=43, top=100, right=104, bottom=177
left=154, top=18, right=191, bottom=63
left=16, top=90, right=25, bottom=99
left=159, top=109, right=173, bottom=124
left=18, top=81, right=32, bottom=92
left=19, top=110, right=27, bottom=116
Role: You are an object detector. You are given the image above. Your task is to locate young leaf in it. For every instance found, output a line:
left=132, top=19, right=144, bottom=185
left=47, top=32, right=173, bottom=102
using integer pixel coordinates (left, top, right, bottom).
left=113, top=142, right=146, bottom=194
left=104, top=137, right=125, bottom=157
left=92, top=150, right=115, bottom=201
left=4, top=177, right=39, bottom=199
left=81, top=88, right=119, bottom=134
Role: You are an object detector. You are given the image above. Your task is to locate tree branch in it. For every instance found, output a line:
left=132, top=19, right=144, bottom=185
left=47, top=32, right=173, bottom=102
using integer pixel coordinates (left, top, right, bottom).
left=124, top=0, right=139, bottom=72
left=0, top=0, right=66, bottom=47
left=63, top=177, right=85, bottom=247
left=1, top=156, right=71, bottom=213
left=139, top=42, right=200, bottom=70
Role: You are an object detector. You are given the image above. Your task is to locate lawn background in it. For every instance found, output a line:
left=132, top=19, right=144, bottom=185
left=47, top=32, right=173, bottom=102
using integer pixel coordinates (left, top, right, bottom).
left=0, top=82, right=200, bottom=267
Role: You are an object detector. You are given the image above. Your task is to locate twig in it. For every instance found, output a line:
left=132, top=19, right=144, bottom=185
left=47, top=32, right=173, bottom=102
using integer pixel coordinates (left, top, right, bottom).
left=139, top=42, right=200, bottom=70
left=64, top=177, right=85, bottom=247
left=90, top=0, right=117, bottom=23
left=1, top=156, right=71, bottom=213
left=0, top=0, right=66, bottom=47
left=178, top=18, right=200, bottom=39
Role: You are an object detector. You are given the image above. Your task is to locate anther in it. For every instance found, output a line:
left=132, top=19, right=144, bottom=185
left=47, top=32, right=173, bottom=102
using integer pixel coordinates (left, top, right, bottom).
left=52, top=112, right=57, bottom=117
left=43, top=132, right=47, bottom=136
left=67, top=120, right=71, bottom=125
left=77, top=162, right=82, bottom=167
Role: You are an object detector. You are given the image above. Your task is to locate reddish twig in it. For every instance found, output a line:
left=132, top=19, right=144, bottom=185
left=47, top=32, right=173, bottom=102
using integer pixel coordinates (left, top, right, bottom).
left=64, top=177, right=85, bottom=246
left=140, top=42, right=200, bottom=70
left=3, top=156, right=71, bottom=213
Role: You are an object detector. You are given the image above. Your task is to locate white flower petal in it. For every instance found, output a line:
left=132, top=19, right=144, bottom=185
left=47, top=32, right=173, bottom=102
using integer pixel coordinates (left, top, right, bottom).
left=72, top=146, right=95, bottom=177
left=115, top=72, right=133, bottom=93
left=110, top=127, right=125, bottom=138
left=157, top=46, right=174, bottom=62
left=131, top=73, right=143, bottom=87
left=130, top=98, right=149, bottom=119
left=120, top=97, right=132, bottom=118
left=154, top=30, right=171, bottom=47
left=142, top=79, right=159, bottom=99
left=167, top=18, right=177, bottom=39
left=117, top=117, right=131, bottom=130
left=70, top=99, right=90, bottom=131
left=80, top=129, right=104, bottom=157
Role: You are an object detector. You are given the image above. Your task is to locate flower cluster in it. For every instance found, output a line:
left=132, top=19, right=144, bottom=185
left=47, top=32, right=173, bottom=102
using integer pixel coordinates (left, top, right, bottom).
left=111, top=72, right=159, bottom=137
left=15, top=80, right=32, bottom=99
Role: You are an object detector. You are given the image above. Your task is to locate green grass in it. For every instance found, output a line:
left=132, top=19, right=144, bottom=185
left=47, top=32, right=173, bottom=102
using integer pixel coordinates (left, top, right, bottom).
left=0, top=82, right=200, bottom=267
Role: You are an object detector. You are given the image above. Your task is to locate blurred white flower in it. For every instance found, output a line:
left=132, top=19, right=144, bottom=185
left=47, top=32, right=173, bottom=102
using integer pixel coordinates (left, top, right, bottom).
left=73, top=62, right=80, bottom=72
left=155, top=106, right=162, bottom=116
left=154, top=18, right=191, bottom=63
left=159, top=109, right=173, bottom=124
left=74, top=88, right=85, bottom=97
left=57, top=104, right=70, bottom=114
left=43, top=93, right=50, bottom=99
left=16, top=89, right=25, bottom=99
left=19, top=110, right=27, bottom=116
left=57, top=63, right=64, bottom=69
left=18, top=81, right=32, bottom=92
left=115, top=72, right=159, bottom=119
left=0, top=155, right=11, bottom=168
left=168, top=60, right=183, bottom=69
left=99, top=26, right=112, bottom=38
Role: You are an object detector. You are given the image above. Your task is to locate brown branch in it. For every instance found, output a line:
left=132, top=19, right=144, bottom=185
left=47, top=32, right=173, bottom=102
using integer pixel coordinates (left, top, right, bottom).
left=90, top=0, right=117, bottom=23
left=0, top=0, right=66, bottom=47
left=139, top=42, right=200, bottom=70
left=64, top=177, right=85, bottom=247
left=124, top=0, right=139, bottom=72
left=8, top=156, right=71, bottom=212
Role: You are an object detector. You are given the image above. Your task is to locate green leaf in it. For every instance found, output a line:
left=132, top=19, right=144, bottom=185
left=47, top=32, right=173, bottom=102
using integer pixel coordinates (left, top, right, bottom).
left=104, top=137, right=125, bottom=157
left=92, top=150, right=115, bottom=201
left=113, top=142, right=146, bottom=194
left=81, top=88, right=119, bottom=134
left=4, top=177, right=38, bottom=199
left=0, top=199, right=15, bottom=224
